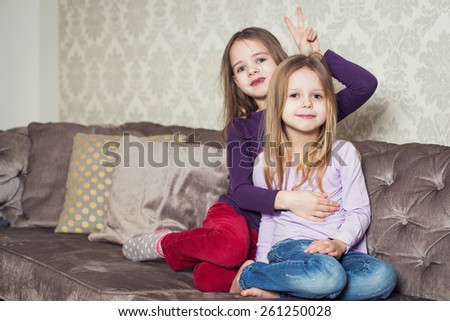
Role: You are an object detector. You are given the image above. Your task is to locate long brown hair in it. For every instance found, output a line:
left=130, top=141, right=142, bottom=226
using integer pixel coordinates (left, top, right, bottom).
left=220, top=27, right=288, bottom=139
left=264, top=53, right=337, bottom=192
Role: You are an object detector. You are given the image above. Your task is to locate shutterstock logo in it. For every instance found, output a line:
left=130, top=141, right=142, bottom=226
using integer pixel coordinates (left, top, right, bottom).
left=100, top=133, right=225, bottom=168
left=99, top=133, right=348, bottom=169
left=261, top=139, right=348, bottom=168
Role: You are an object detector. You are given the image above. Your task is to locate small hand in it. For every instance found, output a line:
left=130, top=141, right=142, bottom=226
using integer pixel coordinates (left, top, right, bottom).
left=305, top=239, right=347, bottom=258
left=284, top=7, right=320, bottom=55
left=275, top=190, right=339, bottom=222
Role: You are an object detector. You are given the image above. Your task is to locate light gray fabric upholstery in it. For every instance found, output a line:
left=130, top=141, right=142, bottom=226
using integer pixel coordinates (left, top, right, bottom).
left=353, top=141, right=450, bottom=300
left=0, top=128, right=30, bottom=225
left=0, top=228, right=238, bottom=300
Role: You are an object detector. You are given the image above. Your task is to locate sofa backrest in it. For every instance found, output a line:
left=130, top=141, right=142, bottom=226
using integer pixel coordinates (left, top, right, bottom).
left=353, top=140, right=450, bottom=300
left=9, top=122, right=223, bottom=228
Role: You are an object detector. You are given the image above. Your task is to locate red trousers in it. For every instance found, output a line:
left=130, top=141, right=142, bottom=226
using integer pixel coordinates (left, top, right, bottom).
left=160, top=202, right=258, bottom=292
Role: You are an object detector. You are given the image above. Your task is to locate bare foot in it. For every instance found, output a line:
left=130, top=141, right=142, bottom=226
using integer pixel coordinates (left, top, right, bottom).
left=229, top=260, right=254, bottom=293
left=241, top=287, right=279, bottom=299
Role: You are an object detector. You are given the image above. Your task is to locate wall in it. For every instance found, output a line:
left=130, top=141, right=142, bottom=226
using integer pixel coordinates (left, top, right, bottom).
left=40, top=0, right=59, bottom=125
left=0, top=0, right=59, bottom=130
left=58, top=0, right=448, bottom=145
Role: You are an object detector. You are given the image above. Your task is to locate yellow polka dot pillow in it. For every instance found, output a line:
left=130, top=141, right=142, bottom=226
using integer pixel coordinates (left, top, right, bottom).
left=55, top=133, right=186, bottom=234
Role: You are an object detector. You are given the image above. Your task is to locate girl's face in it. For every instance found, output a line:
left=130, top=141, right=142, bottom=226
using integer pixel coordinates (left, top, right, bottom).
left=229, top=39, right=278, bottom=109
left=282, top=67, right=327, bottom=143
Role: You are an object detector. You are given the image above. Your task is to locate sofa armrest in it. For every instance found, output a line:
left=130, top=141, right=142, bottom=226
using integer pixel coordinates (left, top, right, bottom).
left=0, top=129, right=30, bottom=225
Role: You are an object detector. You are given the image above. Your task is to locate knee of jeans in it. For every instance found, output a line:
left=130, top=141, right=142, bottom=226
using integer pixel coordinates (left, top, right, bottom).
left=345, top=259, right=398, bottom=300
left=309, top=256, right=347, bottom=298
left=322, top=271, right=347, bottom=298
left=371, top=262, right=398, bottom=299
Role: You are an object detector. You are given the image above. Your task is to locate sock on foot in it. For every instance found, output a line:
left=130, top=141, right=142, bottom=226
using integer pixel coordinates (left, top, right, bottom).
left=122, top=229, right=172, bottom=261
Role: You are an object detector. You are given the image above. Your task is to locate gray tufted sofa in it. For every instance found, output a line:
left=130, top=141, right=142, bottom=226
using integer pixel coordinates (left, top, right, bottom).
left=0, top=121, right=449, bottom=301
left=352, top=140, right=450, bottom=300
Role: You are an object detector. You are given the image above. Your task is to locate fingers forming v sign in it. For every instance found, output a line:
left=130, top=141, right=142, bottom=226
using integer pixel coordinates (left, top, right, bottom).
left=284, top=7, right=320, bottom=55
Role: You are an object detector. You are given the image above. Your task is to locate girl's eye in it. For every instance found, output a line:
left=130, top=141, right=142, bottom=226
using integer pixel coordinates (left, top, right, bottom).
left=289, top=93, right=300, bottom=98
left=257, top=58, right=266, bottom=64
left=236, top=66, right=245, bottom=73
left=313, top=94, right=323, bottom=99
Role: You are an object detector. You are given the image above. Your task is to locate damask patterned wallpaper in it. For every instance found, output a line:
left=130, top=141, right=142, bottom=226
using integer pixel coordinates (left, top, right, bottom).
left=59, top=0, right=450, bottom=145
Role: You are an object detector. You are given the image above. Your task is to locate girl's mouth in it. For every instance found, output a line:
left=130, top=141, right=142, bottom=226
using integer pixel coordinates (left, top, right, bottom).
left=250, top=78, right=265, bottom=86
left=298, top=114, right=316, bottom=119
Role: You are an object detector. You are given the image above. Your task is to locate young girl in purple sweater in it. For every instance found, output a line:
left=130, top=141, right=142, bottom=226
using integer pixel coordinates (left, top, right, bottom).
left=122, top=8, right=378, bottom=293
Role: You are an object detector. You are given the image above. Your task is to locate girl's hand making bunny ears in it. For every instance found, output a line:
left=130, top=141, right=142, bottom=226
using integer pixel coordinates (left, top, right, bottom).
left=284, top=7, right=321, bottom=56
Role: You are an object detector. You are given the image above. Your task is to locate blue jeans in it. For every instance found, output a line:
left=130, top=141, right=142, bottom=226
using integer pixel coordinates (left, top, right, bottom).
left=238, top=239, right=397, bottom=300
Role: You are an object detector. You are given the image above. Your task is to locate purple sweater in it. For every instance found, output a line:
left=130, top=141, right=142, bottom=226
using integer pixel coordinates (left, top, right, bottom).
left=218, top=50, right=377, bottom=231
left=253, top=141, right=371, bottom=263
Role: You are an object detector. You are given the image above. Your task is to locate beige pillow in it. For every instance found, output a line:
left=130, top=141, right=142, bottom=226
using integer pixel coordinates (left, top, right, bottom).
left=88, top=134, right=229, bottom=244
left=55, top=133, right=187, bottom=234
left=54, top=134, right=119, bottom=234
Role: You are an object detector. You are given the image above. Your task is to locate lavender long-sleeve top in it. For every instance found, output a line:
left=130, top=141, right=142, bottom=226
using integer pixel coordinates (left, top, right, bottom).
left=253, top=141, right=371, bottom=263
left=218, top=50, right=378, bottom=231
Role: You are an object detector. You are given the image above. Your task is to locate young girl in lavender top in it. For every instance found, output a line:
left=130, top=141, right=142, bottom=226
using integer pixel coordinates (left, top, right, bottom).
left=122, top=8, right=380, bottom=294
left=230, top=54, right=397, bottom=300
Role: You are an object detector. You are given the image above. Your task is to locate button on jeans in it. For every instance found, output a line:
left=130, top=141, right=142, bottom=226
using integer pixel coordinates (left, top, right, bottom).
left=238, top=239, right=397, bottom=300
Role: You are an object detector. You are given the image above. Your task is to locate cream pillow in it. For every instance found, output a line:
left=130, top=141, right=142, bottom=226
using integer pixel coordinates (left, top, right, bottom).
left=88, top=134, right=228, bottom=244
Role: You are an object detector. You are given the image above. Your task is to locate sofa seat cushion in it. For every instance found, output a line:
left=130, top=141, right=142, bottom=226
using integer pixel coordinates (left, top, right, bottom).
left=0, top=228, right=235, bottom=300
left=0, top=228, right=427, bottom=301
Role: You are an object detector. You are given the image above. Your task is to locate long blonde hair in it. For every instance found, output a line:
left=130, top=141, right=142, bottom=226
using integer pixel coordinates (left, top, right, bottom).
left=264, top=54, right=337, bottom=192
left=220, top=27, right=288, bottom=139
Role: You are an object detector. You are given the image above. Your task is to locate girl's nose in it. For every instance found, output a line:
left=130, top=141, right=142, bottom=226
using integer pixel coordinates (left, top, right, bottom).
left=247, top=67, right=259, bottom=77
left=302, top=100, right=312, bottom=109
